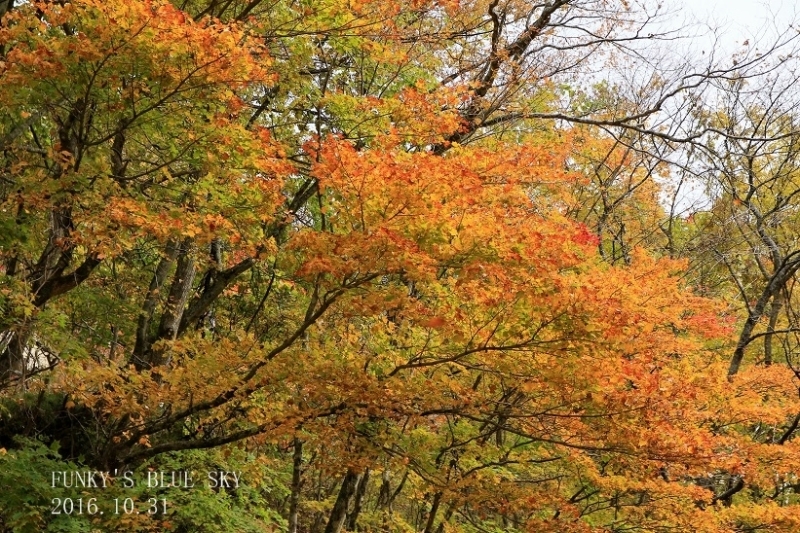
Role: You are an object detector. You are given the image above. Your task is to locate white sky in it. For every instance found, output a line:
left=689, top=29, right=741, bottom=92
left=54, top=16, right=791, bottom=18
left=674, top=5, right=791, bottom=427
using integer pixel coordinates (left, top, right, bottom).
left=680, top=0, right=797, bottom=49
left=691, top=0, right=795, bottom=28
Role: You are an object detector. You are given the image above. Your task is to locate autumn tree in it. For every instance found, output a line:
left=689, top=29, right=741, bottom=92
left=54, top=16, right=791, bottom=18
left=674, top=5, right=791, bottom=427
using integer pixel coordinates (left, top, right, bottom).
left=685, top=68, right=800, bottom=377
left=3, top=1, right=800, bottom=533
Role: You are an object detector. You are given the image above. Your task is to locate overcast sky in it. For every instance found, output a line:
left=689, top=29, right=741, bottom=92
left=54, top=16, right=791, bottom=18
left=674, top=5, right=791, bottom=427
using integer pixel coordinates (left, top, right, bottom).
left=691, top=0, right=794, bottom=28
left=679, top=0, right=796, bottom=49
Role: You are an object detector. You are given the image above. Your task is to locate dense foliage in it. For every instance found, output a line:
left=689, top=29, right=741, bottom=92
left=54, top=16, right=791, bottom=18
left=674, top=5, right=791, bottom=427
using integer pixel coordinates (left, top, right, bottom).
left=3, top=0, right=800, bottom=532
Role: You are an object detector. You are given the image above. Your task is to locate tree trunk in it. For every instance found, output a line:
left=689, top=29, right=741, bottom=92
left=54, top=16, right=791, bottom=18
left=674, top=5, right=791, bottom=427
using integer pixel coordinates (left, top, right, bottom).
left=132, top=239, right=180, bottom=368
left=423, top=491, right=442, bottom=533
left=346, top=468, right=369, bottom=531
left=729, top=289, right=774, bottom=377
left=387, top=469, right=407, bottom=513
left=0, top=0, right=14, bottom=21
left=764, top=291, right=784, bottom=365
left=324, top=468, right=361, bottom=533
left=436, top=502, right=456, bottom=533
left=148, top=238, right=196, bottom=367
left=0, top=329, right=29, bottom=387
left=288, top=438, right=303, bottom=533
left=376, top=469, right=391, bottom=509
left=729, top=260, right=800, bottom=377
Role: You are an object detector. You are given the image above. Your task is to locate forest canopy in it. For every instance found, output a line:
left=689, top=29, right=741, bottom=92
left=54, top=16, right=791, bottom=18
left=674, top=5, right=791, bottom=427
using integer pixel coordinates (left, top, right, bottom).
left=3, top=0, right=800, bottom=532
